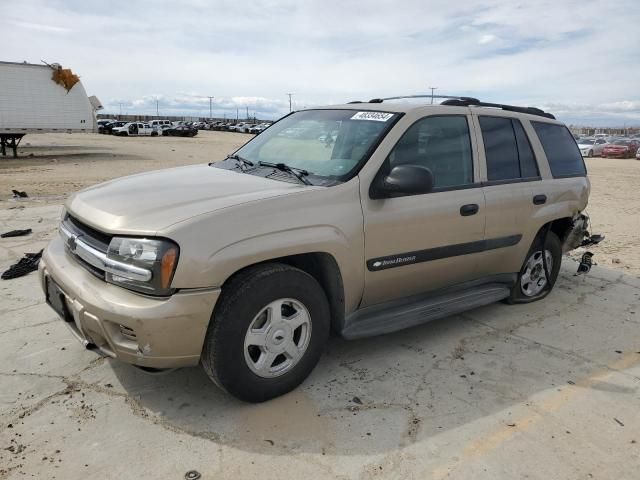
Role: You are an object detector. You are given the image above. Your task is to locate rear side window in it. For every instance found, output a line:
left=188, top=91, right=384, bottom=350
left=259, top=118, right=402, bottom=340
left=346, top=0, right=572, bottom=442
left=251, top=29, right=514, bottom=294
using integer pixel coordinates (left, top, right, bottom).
left=479, top=116, right=539, bottom=181
left=532, top=122, right=586, bottom=177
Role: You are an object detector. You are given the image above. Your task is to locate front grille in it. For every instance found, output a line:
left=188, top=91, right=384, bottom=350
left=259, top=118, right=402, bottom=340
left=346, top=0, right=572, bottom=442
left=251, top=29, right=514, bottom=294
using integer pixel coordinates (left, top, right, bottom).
left=62, top=214, right=112, bottom=279
left=64, top=215, right=112, bottom=252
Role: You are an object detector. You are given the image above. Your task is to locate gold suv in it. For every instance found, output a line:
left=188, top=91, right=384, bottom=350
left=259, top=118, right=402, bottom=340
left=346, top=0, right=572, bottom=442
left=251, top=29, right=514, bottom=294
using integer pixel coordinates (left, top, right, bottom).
left=41, top=96, right=596, bottom=402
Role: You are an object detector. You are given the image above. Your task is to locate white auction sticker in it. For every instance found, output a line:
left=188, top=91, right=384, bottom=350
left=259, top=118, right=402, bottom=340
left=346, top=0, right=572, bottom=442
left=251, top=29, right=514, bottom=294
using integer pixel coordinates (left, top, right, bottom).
left=350, top=111, right=394, bottom=122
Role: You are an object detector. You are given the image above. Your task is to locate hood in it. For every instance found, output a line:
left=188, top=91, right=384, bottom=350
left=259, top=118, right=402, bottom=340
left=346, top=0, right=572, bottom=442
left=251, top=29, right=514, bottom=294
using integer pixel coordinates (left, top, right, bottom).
left=577, top=143, right=593, bottom=148
left=66, top=164, right=310, bottom=234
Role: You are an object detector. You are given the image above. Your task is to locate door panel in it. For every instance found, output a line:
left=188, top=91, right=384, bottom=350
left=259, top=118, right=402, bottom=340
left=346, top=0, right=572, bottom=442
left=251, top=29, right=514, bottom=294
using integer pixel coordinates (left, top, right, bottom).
left=472, top=113, right=543, bottom=276
left=360, top=113, right=485, bottom=307
left=361, top=188, right=486, bottom=306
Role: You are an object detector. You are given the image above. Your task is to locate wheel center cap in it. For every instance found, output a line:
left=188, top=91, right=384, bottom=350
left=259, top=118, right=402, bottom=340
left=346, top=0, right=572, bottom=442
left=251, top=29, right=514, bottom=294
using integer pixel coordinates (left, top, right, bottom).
left=272, top=328, right=286, bottom=345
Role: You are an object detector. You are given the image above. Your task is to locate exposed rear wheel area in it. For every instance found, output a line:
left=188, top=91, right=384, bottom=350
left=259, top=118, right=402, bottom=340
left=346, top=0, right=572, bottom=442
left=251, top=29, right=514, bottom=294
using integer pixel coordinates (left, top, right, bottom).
left=201, top=263, right=330, bottom=402
left=507, top=230, right=562, bottom=304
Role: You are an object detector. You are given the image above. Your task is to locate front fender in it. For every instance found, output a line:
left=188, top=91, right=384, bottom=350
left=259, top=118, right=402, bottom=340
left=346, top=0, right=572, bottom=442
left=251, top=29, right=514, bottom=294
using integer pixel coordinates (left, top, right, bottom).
left=206, top=225, right=362, bottom=313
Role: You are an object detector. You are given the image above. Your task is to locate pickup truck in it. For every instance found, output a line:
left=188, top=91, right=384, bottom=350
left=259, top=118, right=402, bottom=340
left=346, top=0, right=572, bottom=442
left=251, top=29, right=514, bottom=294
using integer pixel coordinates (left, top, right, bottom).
left=112, top=122, right=158, bottom=137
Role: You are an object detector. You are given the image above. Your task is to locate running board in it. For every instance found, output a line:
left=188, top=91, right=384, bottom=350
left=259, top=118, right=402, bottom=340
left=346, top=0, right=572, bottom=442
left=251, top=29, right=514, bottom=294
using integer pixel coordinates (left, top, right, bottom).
left=342, top=283, right=511, bottom=339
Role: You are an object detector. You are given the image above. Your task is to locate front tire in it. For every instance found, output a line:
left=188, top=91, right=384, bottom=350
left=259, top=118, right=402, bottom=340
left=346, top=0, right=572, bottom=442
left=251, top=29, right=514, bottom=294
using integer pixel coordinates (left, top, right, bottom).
left=588, top=150, right=593, bottom=157
left=201, top=263, right=330, bottom=402
left=506, top=231, right=562, bottom=304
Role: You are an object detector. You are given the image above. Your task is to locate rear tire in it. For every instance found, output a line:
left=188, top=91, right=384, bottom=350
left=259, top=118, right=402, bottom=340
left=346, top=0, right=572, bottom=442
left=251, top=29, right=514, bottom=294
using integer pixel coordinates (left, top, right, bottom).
left=506, top=231, right=562, bottom=304
left=201, top=263, right=330, bottom=402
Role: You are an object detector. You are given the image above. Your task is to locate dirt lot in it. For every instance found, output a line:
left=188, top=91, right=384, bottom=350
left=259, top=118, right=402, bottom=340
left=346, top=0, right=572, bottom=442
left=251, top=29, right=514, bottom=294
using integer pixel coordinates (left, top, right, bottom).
left=1, top=133, right=639, bottom=479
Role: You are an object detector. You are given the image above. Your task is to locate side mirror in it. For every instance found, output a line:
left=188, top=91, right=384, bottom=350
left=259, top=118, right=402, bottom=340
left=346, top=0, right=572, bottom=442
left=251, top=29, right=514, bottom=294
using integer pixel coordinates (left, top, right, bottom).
left=371, top=164, right=434, bottom=199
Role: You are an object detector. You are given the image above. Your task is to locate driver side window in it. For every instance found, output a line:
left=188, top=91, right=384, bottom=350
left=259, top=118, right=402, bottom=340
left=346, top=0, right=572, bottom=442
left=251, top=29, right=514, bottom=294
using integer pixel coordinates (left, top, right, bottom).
left=388, top=115, right=474, bottom=189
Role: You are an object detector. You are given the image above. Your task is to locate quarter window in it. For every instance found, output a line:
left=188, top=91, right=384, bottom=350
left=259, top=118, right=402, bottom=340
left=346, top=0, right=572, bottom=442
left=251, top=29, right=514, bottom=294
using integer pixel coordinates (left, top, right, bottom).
left=479, top=116, right=539, bottom=181
left=532, top=122, right=586, bottom=177
left=387, top=115, right=473, bottom=189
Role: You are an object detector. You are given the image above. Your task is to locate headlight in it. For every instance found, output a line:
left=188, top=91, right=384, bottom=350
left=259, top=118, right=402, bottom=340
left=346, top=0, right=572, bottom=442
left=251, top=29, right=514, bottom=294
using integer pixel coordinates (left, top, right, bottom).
left=105, top=237, right=179, bottom=296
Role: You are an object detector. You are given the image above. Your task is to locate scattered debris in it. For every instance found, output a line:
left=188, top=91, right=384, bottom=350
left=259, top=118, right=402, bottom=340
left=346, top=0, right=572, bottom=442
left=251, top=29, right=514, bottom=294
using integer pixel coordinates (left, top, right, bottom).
left=352, top=396, right=363, bottom=405
left=614, top=418, right=625, bottom=427
left=1, top=229, right=32, bottom=238
left=507, top=423, right=516, bottom=427
left=567, top=380, right=575, bottom=385
left=615, top=350, right=623, bottom=354
left=11, top=189, right=28, bottom=198
left=184, top=471, right=201, bottom=480
left=264, top=439, right=274, bottom=446
left=1, top=250, right=43, bottom=280
left=575, top=252, right=594, bottom=275
left=612, top=258, right=621, bottom=264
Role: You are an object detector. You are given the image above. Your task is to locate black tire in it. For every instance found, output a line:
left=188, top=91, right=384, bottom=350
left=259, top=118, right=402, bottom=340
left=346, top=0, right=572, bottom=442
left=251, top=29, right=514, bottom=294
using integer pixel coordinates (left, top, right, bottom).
left=201, top=263, right=330, bottom=402
left=588, top=150, right=593, bottom=157
left=506, top=230, right=562, bottom=304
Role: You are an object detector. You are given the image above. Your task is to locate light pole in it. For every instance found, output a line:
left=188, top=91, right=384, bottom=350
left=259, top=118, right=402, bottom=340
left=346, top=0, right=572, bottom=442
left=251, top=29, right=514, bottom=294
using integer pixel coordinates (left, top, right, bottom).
left=286, top=93, right=294, bottom=112
left=429, top=87, right=438, bottom=104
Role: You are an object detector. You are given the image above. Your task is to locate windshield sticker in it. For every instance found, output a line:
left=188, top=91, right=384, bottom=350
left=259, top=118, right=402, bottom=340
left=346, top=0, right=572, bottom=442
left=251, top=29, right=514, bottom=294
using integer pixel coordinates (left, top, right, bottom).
left=350, top=111, right=394, bottom=122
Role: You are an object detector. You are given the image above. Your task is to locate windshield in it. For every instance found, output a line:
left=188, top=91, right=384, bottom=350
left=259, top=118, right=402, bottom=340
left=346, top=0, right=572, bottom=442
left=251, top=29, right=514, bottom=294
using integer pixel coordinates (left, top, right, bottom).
left=578, top=138, right=594, bottom=144
left=233, top=109, right=399, bottom=181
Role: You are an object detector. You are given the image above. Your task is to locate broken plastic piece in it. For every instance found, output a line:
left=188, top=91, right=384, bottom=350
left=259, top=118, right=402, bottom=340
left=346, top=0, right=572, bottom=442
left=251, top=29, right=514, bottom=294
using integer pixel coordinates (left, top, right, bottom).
left=575, top=252, right=594, bottom=275
left=1, top=228, right=32, bottom=238
left=582, top=234, right=604, bottom=247
left=1, top=250, right=43, bottom=280
left=11, top=189, right=28, bottom=198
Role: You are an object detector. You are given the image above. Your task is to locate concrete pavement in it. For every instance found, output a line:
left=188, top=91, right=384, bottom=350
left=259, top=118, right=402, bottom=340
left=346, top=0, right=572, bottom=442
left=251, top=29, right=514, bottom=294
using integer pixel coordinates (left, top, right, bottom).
left=1, top=203, right=639, bottom=479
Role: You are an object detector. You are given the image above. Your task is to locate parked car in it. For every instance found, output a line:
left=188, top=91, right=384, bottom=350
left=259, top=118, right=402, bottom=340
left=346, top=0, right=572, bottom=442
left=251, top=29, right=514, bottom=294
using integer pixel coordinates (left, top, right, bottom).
left=97, top=119, right=116, bottom=133
left=112, top=122, right=158, bottom=137
left=40, top=98, right=599, bottom=402
left=248, top=124, right=269, bottom=134
left=601, top=139, right=640, bottom=158
left=576, top=137, right=607, bottom=157
left=102, top=121, right=127, bottom=135
left=163, top=125, right=198, bottom=137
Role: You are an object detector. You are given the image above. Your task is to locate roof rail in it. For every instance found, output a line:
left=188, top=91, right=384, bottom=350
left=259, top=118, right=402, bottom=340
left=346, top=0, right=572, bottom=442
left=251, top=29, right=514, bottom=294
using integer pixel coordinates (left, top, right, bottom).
left=441, top=98, right=555, bottom=119
left=362, top=94, right=555, bottom=120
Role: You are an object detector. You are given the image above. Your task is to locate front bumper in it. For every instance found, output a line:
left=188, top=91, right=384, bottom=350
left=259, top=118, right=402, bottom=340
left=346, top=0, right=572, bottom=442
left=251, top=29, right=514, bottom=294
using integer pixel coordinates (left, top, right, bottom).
left=39, top=235, right=220, bottom=368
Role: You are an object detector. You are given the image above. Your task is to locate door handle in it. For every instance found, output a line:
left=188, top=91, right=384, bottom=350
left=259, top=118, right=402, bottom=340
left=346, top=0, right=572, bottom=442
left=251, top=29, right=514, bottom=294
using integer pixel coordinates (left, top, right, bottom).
left=533, top=194, right=547, bottom=205
left=460, top=204, right=479, bottom=216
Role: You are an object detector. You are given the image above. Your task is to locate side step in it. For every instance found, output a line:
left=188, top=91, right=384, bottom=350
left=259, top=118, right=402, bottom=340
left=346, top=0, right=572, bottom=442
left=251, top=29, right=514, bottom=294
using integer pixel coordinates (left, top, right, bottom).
left=342, top=283, right=511, bottom=340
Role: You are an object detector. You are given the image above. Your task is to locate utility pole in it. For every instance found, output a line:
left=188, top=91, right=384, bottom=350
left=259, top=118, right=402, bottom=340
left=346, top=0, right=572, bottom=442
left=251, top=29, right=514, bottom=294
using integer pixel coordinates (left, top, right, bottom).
left=155, top=97, right=159, bottom=117
left=236, top=108, right=239, bottom=122
left=246, top=106, right=249, bottom=120
left=429, top=87, right=438, bottom=104
left=119, top=103, right=123, bottom=117
left=286, top=93, right=294, bottom=112
left=207, top=96, right=214, bottom=119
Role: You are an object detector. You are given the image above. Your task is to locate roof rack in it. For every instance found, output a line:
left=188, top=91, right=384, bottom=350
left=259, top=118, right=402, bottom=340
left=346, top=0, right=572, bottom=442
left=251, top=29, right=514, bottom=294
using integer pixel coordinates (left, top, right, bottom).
left=361, top=95, right=555, bottom=119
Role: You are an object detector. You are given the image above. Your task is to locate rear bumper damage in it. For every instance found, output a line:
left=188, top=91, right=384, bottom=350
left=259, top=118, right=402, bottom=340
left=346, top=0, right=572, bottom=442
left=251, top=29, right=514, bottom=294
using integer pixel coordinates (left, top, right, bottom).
left=562, top=213, right=604, bottom=254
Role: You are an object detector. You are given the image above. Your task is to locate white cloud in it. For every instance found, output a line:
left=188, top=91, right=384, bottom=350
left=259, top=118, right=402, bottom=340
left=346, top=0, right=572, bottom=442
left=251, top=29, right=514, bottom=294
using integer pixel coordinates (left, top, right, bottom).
left=1, top=0, right=639, bottom=124
left=478, top=34, right=497, bottom=45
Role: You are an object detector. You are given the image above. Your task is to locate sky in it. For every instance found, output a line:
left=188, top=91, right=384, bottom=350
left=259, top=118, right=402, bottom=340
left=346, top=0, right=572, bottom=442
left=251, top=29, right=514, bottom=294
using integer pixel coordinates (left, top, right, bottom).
left=2, top=0, right=639, bottom=126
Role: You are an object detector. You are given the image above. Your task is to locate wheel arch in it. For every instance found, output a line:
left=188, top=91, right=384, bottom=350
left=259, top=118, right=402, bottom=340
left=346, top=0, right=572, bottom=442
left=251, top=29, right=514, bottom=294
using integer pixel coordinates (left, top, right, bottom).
left=217, top=252, right=346, bottom=334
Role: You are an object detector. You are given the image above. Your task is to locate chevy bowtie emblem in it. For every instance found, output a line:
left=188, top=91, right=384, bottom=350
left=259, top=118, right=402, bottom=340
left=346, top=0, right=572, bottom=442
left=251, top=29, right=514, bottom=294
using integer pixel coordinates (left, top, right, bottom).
left=67, top=235, right=78, bottom=252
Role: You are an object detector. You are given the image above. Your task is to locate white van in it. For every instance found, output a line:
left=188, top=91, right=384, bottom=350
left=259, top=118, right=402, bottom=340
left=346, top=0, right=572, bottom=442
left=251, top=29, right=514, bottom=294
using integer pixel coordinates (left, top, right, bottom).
left=148, top=120, right=172, bottom=129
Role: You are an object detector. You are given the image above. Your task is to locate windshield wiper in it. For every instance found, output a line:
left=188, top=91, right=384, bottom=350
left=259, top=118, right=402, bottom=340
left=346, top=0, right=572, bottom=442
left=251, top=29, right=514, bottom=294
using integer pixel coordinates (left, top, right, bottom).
left=226, top=154, right=254, bottom=171
left=258, top=161, right=312, bottom=185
